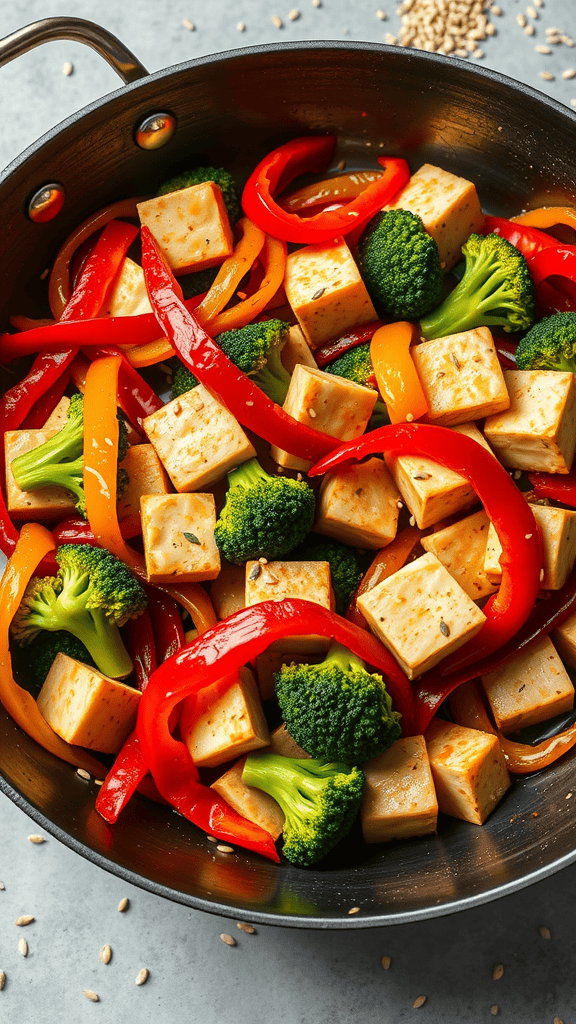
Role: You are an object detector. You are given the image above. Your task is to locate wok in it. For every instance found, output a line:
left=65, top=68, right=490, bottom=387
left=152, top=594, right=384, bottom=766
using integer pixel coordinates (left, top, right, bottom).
left=0, top=17, right=575, bottom=929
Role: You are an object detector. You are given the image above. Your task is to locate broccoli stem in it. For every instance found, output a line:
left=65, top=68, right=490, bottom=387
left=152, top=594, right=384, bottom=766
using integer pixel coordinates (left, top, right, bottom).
left=242, top=754, right=325, bottom=825
left=12, top=417, right=83, bottom=482
left=227, top=457, right=271, bottom=490
left=420, top=251, right=516, bottom=339
left=12, top=456, right=85, bottom=506
left=254, top=345, right=291, bottom=405
left=322, top=641, right=366, bottom=675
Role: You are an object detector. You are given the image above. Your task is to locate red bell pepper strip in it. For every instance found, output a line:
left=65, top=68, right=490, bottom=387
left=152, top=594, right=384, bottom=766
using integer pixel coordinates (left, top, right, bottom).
left=146, top=587, right=185, bottom=663
left=58, top=219, right=138, bottom=322
left=528, top=469, right=576, bottom=506
left=127, top=609, right=157, bottom=690
left=315, top=321, right=387, bottom=368
left=482, top=215, right=559, bottom=257
left=140, top=226, right=340, bottom=463
left=95, top=732, right=149, bottom=822
left=241, top=135, right=410, bottom=244
left=527, top=246, right=576, bottom=317
left=309, top=423, right=543, bottom=673
left=135, top=599, right=413, bottom=859
left=279, top=169, right=385, bottom=213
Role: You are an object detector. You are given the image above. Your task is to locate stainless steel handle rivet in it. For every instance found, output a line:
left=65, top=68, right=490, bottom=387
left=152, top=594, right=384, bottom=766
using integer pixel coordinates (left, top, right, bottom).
left=27, top=182, right=65, bottom=223
left=135, top=112, right=176, bottom=150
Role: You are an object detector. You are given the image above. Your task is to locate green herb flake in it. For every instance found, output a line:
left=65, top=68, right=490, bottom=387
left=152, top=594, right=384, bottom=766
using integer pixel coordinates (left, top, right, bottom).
left=183, top=531, right=201, bottom=545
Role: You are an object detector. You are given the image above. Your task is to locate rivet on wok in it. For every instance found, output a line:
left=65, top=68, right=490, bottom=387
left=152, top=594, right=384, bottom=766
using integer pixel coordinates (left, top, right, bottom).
left=27, top=183, right=65, bottom=223
left=135, top=112, right=176, bottom=150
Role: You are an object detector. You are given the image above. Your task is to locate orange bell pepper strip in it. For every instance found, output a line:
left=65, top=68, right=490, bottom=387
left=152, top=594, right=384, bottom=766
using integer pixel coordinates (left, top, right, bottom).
left=0, top=523, right=104, bottom=774
left=370, top=321, right=428, bottom=424
left=195, top=217, right=266, bottom=322
left=512, top=206, right=576, bottom=233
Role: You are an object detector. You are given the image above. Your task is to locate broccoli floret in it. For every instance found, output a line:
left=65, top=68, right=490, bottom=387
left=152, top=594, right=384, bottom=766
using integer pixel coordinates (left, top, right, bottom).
left=358, top=208, right=444, bottom=319
left=17, top=630, right=95, bottom=697
left=291, top=537, right=366, bottom=615
left=10, top=393, right=128, bottom=519
left=242, top=753, right=365, bottom=867
left=157, top=166, right=241, bottom=224
left=214, top=457, right=315, bottom=564
left=420, top=233, right=537, bottom=339
left=275, top=642, right=401, bottom=765
left=10, top=546, right=147, bottom=680
left=324, top=342, right=388, bottom=425
left=515, top=312, right=576, bottom=371
left=171, top=319, right=291, bottom=404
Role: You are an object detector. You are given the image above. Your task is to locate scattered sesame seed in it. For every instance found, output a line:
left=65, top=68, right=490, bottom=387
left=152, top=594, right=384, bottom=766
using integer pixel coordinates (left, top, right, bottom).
left=492, top=964, right=504, bottom=980
left=413, top=995, right=427, bottom=1008
left=62, top=61, right=74, bottom=76
left=385, top=33, right=397, bottom=44
left=237, top=921, right=256, bottom=934
left=491, top=1007, right=499, bottom=1017
left=15, top=915, right=34, bottom=926
left=397, top=500, right=403, bottom=509
left=216, top=844, right=234, bottom=854
left=259, top=557, right=268, bottom=564
left=135, top=968, right=149, bottom=986
left=526, top=6, right=538, bottom=19
left=540, top=568, right=546, bottom=580
left=182, top=18, right=194, bottom=30
left=546, top=26, right=560, bottom=34
left=207, top=835, right=218, bottom=843
left=516, top=13, right=527, bottom=26
left=0, top=972, right=5, bottom=990
left=100, top=944, right=112, bottom=964
left=485, top=22, right=496, bottom=35
left=18, top=938, right=28, bottom=957
left=95, top=779, right=104, bottom=786
left=118, top=897, right=129, bottom=912
left=440, top=620, right=450, bottom=637
left=405, top=412, right=414, bottom=422
left=525, top=533, right=533, bottom=540
left=77, top=768, right=91, bottom=780
left=566, top=792, right=573, bottom=799
left=525, top=24, right=535, bottom=35
left=473, top=48, right=484, bottom=57
left=381, top=955, right=391, bottom=969
left=571, top=98, right=576, bottom=107
left=248, top=563, right=261, bottom=581
left=377, top=9, right=387, bottom=18
left=83, top=989, right=99, bottom=1002
left=307, top=407, right=317, bottom=418
left=538, top=925, right=551, bottom=939
left=534, top=0, right=543, bottom=5
left=312, top=287, right=325, bottom=300
left=348, top=906, right=360, bottom=914
left=220, top=933, right=236, bottom=946
left=409, top=515, right=416, bottom=527
left=0, top=882, right=4, bottom=890
left=245, top=400, right=254, bottom=406
left=312, top=0, right=321, bottom=6
left=490, top=5, right=501, bottom=14
left=288, top=9, right=300, bottom=19
left=237, top=21, right=246, bottom=31
left=27, top=834, right=45, bottom=844
left=535, top=44, right=552, bottom=52
left=272, top=14, right=283, bottom=28
left=563, top=69, right=576, bottom=78
left=562, top=36, right=574, bottom=47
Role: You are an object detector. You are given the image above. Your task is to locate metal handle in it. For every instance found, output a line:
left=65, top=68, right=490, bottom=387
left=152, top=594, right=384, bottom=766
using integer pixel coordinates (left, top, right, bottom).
left=0, top=16, right=148, bottom=84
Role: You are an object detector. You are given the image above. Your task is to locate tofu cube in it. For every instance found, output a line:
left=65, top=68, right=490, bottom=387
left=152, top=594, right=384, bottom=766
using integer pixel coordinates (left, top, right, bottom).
left=553, top=608, right=576, bottom=670
left=102, top=256, right=152, bottom=317
left=210, top=559, right=246, bottom=621
left=280, top=324, right=318, bottom=374
left=141, top=493, right=220, bottom=584
left=386, top=422, right=494, bottom=528
left=388, top=163, right=484, bottom=271
left=283, top=237, right=377, bottom=348
left=314, top=457, right=401, bottom=548
left=411, top=327, right=509, bottom=426
left=361, top=735, right=438, bottom=844
left=484, top=503, right=576, bottom=590
left=271, top=364, right=377, bottom=472
left=37, top=654, right=140, bottom=754
left=5, top=429, right=77, bottom=521
left=481, top=636, right=574, bottom=734
left=43, top=396, right=70, bottom=432
left=117, top=444, right=171, bottom=522
left=245, top=559, right=332, bottom=653
left=142, top=385, right=256, bottom=492
left=356, top=551, right=486, bottom=679
left=425, top=718, right=510, bottom=824
left=182, top=667, right=270, bottom=768
left=484, top=370, right=576, bottom=474
left=137, top=181, right=234, bottom=274
left=421, top=510, right=499, bottom=601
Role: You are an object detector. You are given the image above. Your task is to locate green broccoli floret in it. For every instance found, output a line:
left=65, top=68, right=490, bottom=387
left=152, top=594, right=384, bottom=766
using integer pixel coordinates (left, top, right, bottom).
left=171, top=319, right=291, bottom=404
left=242, top=753, right=365, bottom=867
left=17, top=630, right=96, bottom=697
left=157, top=166, right=241, bottom=224
left=358, top=208, right=444, bottom=319
left=10, top=546, right=147, bottom=680
left=420, top=233, right=537, bottom=339
left=10, top=393, right=128, bottom=519
left=324, top=342, right=388, bottom=425
left=214, top=457, right=315, bottom=564
left=275, top=642, right=401, bottom=765
left=291, top=537, right=366, bottom=614
left=515, top=312, right=576, bottom=371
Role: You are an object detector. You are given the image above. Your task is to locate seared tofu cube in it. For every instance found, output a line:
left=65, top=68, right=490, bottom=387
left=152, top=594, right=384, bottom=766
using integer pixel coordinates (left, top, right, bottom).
left=281, top=324, right=318, bottom=374
left=361, top=735, right=438, bottom=843
left=245, top=559, right=332, bottom=653
left=481, top=636, right=574, bottom=734
left=117, top=444, right=171, bottom=522
left=553, top=609, right=576, bottom=670
left=283, top=237, right=377, bottom=348
left=102, top=256, right=152, bottom=317
left=271, top=364, right=377, bottom=472
left=5, top=429, right=77, bottom=521
left=182, top=667, right=270, bottom=768
left=142, top=385, right=256, bottom=492
left=425, top=718, right=510, bottom=825
left=137, top=181, right=234, bottom=274
left=37, top=654, right=140, bottom=754
left=141, top=492, right=220, bottom=584
left=387, top=421, right=494, bottom=528
left=387, top=163, right=484, bottom=271
left=484, top=503, right=576, bottom=590
left=314, top=457, right=401, bottom=548
left=484, top=370, right=576, bottom=474
left=356, top=551, right=486, bottom=679
left=411, top=328, right=509, bottom=426
left=421, top=510, right=498, bottom=601
left=42, top=396, right=70, bottom=432
left=210, top=560, right=246, bottom=621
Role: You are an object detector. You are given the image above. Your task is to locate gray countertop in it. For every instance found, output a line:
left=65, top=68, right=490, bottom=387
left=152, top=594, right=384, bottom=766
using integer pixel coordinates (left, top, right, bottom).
left=1, top=1, right=576, bottom=1021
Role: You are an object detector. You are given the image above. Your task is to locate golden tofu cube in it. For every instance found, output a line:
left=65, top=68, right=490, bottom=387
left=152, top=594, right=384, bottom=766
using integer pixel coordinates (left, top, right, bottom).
left=425, top=718, right=510, bottom=824
left=141, top=492, right=220, bottom=584
left=245, top=559, right=332, bottom=654
left=388, top=163, right=484, bottom=271
left=117, top=444, right=171, bottom=522
left=484, top=503, right=576, bottom=590
left=137, top=181, right=234, bottom=274
left=412, top=328, right=509, bottom=426
left=37, top=654, right=140, bottom=754
left=481, top=635, right=574, bottom=735
left=271, top=364, right=377, bottom=472
left=42, top=396, right=70, bottom=432
left=283, top=237, right=377, bottom=348
left=361, top=735, right=438, bottom=844
left=5, top=429, right=77, bottom=521
left=210, top=559, right=246, bottom=621
left=314, top=457, right=401, bottom=548
left=553, top=609, right=576, bottom=670
left=142, top=385, right=256, bottom=492
left=182, top=667, right=270, bottom=768
left=484, top=370, right=576, bottom=474
left=421, top=509, right=498, bottom=601
left=102, top=256, right=152, bottom=317
left=357, top=551, right=486, bottom=679
left=280, top=324, right=318, bottom=374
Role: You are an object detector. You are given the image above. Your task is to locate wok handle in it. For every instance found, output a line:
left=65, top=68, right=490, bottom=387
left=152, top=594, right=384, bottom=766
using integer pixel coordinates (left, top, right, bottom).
left=0, top=17, right=148, bottom=84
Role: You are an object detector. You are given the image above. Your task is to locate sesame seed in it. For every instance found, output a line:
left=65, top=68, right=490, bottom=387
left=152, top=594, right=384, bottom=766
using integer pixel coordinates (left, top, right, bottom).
left=272, top=14, right=283, bottom=28
left=27, top=834, right=45, bottom=844
left=311, top=287, right=325, bottom=300
left=259, top=557, right=268, bottom=564
left=182, top=18, right=194, bottom=30
left=493, top=963, right=504, bottom=980
left=76, top=768, right=91, bottom=780
left=405, top=412, right=414, bottom=422
left=216, top=844, right=234, bottom=854
left=385, top=33, right=398, bottom=44
left=118, top=897, right=129, bottom=912
left=540, top=70, right=555, bottom=79
left=562, top=36, right=574, bottom=46
left=0, top=972, right=5, bottom=990
left=288, top=9, right=300, bottom=19
left=248, top=563, right=261, bottom=581
left=62, top=61, right=74, bottom=76
left=491, top=1007, right=499, bottom=1017
left=538, top=925, right=551, bottom=939
left=207, top=835, right=218, bottom=843
left=535, top=44, right=552, bottom=52
left=18, top=938, right=28, bottom=957
left=348, top=906, right=360, bottom=914
left=571, top=98, right=576, bottom=107
left=516, top=13, right=527, bottom=26
left=100, top=944, right=112, bottom=964
left=440, top=620, right=450, bottom=637
left=220, top=933, right=236, bottom=946
left=377, top=9, right=387, bottom=19
left=237, top=921, right=256, bottom=933
left=15, top=915, right=34, bottom=926
left=307, top=407, right=317, bottom=418
left=237, top=21, right=245, bottom=31
left=525, top=533, right=533, bottom=540
left=567, top=792, right=573, bottom=799
left=473, top=48, right=484, bottom=57
left=490, top=5, right=501, bottom=14
left=396, top=500, right=403, bottom=509
left=554, top=1018, right=565, bottom=1024
left=135, top=968, right=149, bottom=986
left=83, top=989, right=99, bottom=1002
left=563, top=68, right=576, bottom=78
left=409, top=515, right=416, bottom=526
left=525, top=24, right=535, bottom=35
left=540, top=568, right=546, bottom=580
left=381, top=955, right=391, bottom=969
left=0, top=882, right=4, bottom=889
left=413, top=995, right=427, bottom=1008
left=526, top=6, right=538, bottom=18
left=312, top=0, right=321, bottom=6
